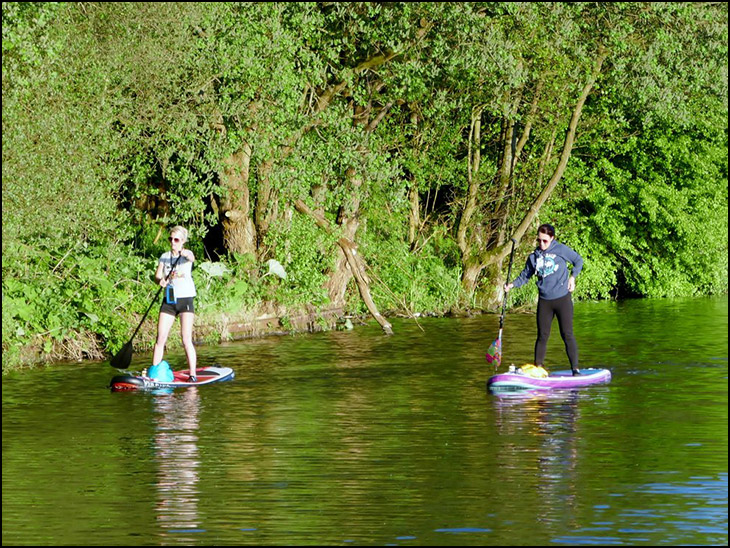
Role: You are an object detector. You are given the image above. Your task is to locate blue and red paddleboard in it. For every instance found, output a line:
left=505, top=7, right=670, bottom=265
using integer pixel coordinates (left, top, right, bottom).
left=487, top=367, right=611, bottom=392
left=110, top=365, right=234, bottom=392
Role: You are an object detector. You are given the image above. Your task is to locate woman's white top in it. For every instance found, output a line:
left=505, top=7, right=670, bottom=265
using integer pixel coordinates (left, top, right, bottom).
left=159, top=252, right=196, bottom=298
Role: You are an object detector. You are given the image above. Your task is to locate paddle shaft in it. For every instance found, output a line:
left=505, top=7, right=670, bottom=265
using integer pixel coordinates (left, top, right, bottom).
left=129, top=253, right=183, bottom=340
left=112, top=253, right=183, bottom=368
left=499, top=238, right=518, bottom=330
left=127, top=285, right=164, bottom=341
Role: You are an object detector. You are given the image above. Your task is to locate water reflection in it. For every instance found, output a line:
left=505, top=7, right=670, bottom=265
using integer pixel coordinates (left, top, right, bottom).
left=1, top=297, right=726, bottom=546
left=152, top=388, right=201, bottom=539
left=491, top=390, right=583, bottom=526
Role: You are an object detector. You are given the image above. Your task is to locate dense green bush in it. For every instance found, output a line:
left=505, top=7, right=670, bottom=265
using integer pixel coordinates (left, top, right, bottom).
left=2, top=242, right=149, bottom=364
left=361, top=226, right=465, bottom=315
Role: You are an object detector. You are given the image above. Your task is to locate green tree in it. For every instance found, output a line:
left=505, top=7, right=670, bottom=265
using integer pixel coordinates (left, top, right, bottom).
left=2, top=2, right=726, bottom=370
left=441, top=3, right=727, bottom=305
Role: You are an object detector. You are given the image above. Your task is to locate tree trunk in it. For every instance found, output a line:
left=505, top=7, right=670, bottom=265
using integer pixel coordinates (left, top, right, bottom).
left=473, top=262, right=502, bottom=309
left=254, top=159, right=278, bottom=256
left=338, top=237, right=393, bottom=335
left=462, top=51, right=607, bottom=299
left=408, top=180, right=420, bottom=249
left=462, top=260, right=484, bottom=302
left=457, top=105, right=484, bottom=257
left=220, top=146, right=257, bottom=256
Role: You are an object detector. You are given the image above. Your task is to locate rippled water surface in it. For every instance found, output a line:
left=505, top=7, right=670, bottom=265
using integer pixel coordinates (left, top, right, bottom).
left=3, top=297, right=727, bottom=545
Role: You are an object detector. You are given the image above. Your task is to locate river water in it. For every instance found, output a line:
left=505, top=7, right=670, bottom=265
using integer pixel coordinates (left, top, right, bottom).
left=2, top=296, right=727, bottom=546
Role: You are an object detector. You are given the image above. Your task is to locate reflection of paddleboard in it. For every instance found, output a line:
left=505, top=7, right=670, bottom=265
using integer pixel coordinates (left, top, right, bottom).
left=110, top=365, right=234, bottom=392
left=487, top=368, right=611, bottom=392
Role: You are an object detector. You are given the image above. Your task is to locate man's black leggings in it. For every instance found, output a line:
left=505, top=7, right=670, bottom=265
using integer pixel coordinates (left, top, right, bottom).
left=535, top=293, right=579, bottom=370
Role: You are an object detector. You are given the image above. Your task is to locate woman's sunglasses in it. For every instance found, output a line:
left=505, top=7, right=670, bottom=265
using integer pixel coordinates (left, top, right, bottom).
left=169, top=237, right=182, bottom=243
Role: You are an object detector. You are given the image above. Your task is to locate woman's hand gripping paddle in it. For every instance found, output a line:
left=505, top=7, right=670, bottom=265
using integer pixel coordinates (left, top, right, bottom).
left=110, top=253, right=182, bottom=369
left=485, top=238, right=517, bottom=369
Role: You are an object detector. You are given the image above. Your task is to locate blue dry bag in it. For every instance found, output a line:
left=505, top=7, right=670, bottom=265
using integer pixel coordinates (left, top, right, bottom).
left=148, top=360, right=174, bottom=382
left=165, top=284, right=176, bottom=304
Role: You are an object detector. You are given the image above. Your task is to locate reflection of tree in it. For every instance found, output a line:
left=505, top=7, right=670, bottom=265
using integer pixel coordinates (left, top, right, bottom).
left=153, top=388, right=201, bottom=537
left=216, top=322, right=592, bottom=540
left=217, top=327, right=442, bottom=537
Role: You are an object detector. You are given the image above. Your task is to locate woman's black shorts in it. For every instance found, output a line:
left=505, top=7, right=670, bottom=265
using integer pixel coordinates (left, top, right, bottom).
left=160, top=297, right=195, bottom=317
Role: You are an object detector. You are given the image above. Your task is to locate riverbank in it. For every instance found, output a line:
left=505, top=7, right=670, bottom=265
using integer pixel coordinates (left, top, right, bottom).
left=8, top=294, right=724, bottom=373
left=1, top=304, right=349, bottom=373
left=3, top=299, right=513, bottom=373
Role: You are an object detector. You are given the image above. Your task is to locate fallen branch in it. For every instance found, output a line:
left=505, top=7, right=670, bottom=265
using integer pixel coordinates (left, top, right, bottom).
left=294, top=199, right=393, bottom=335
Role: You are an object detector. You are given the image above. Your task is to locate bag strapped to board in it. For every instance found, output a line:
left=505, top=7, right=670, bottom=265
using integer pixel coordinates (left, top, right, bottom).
left=517, top=364, right=550, bottom=378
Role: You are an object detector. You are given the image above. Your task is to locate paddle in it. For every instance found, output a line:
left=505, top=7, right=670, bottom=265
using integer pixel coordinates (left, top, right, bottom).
left=485, top=238, right=517, bottom=369
left=110, top=253, right=182, bottom=369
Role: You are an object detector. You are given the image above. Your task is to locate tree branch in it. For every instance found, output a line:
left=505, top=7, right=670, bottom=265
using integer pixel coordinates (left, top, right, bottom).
left=487, top=50, right=608, bottom=265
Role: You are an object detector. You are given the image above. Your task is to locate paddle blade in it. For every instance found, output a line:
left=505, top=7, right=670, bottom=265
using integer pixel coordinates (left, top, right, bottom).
left=485, top=337, right=502, bottom=366
left=110, top=341, right=133, bottom=369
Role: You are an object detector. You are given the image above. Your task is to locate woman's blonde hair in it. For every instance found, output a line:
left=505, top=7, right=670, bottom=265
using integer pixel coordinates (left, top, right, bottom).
left=170, top=226, right=189, bottom=243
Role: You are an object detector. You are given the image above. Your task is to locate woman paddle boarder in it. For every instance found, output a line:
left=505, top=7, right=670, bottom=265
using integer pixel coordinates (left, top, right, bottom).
left=152, top=226, right=198, bottom=381
left=504, top=224, right=584, bottom=375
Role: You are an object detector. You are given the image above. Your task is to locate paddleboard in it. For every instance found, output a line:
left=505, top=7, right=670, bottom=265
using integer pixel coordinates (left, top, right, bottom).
left=110, top=365, right=234, bottom=392
left=487, top=367, right=611, bottom=392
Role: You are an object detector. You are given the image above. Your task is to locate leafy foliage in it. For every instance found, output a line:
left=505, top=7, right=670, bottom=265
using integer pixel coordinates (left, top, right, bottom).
left=2, top=2, right=727, bottom=371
